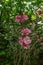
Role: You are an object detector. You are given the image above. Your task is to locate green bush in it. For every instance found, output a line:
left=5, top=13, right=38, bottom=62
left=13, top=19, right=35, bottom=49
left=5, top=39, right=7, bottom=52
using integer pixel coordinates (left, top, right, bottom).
left=0, top=0, right=43, bottom=65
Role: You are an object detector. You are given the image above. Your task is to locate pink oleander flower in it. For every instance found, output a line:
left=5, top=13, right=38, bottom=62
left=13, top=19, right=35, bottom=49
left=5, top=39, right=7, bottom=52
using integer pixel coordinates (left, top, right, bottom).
left=15, top=14, right=28, bottom=23
left=23, top=36, right=31, bottom=44
left=22, top=14, right=28, bottom=20
left=15, top=15, right=21, bottom=22
left=21, top=28, right=31, bottom=36
left=20, top=15, right=28, bottom=23
left=19, top=36, right=31, bottom=49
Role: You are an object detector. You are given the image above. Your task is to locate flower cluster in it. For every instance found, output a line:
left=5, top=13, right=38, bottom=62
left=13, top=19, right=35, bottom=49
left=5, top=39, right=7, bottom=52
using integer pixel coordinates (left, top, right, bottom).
left=19, top=36, right=31, bottom=49
left=19, top=28, right=32, bottom=49
left=15, top=9, right=43, bottom=49
left=15, top=14, right=28, bottom=23
left=21, top=28, right=31, bottom=36
left=15, top=12, right=32, bottom=49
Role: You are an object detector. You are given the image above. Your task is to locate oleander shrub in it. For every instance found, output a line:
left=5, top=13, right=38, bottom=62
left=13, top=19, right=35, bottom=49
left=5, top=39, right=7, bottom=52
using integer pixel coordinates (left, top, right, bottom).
left=0, top=0, right=43, bottom=65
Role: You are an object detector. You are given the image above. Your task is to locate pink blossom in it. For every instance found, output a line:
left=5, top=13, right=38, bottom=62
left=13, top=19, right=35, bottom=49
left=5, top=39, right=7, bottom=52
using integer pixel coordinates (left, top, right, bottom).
left=20, top=15, right=28, bottom=23
left=23, top=36, right=31, bottom=44
left=21, top=28, right=31, bottom=36
left=15, top=15, right=21, bottom=22
left=19, top=36, right=31, bottom=49
left=22, top=14, right=28, bottom=20
left=15, top=14, right=28, bottom=23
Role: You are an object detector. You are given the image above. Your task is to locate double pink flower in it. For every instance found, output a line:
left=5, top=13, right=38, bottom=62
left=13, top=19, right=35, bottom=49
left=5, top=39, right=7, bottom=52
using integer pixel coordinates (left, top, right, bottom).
left=15, top=14, right=28, bottom=23
left=19, top=36, right=31, bottom=49
left=21, top=28, right=31, bottom=36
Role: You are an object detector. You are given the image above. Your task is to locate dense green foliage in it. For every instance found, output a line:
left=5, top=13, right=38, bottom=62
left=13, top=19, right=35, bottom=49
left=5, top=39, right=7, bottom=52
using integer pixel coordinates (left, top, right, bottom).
left=0, top=0, right=43, bottom=65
